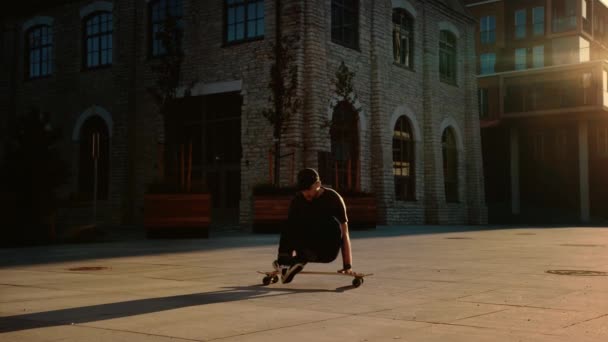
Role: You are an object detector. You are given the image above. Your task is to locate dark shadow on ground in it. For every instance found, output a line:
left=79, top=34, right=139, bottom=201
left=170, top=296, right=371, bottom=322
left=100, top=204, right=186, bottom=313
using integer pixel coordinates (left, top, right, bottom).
left=2, top=224, right=606, bottom=268
left=0, top=284, right=356, bottom=333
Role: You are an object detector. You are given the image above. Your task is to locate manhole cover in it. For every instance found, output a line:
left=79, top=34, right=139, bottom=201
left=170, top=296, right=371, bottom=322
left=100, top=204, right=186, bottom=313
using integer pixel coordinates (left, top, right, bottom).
left=546, top=270, right=607, bottom=276
left=68, top=266, right=109, bottom=271
left=445, top=237, right=473, bottom=240
left=560, top=244, right=604, bottom=248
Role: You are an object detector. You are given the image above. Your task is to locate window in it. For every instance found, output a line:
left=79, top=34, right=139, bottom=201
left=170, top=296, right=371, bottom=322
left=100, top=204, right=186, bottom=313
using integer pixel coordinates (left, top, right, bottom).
left=393, top=117, right=415, bottom=201
left=330, top=101, right=360, bottom=191
left=225, top=0, right=264, bottom=43
left=480, top=53, right=495, bottom=74
left=480, top=15, right=496, bottom=45
left=515, top=9, right=526, bottom=39
left=442, top=128, right=458, bottom=203
left=149, top=0, right=183, bottom=57
left=392, top=9, right=413, bottom=68
left=439, top=30, right=456, bottom=84
left=331, top=0, right=359, bottom=49
left=84, top=12, right=112, bottom=68
left=515, top=48, right=527, bottom=70
left=553, top=0, right=577, bottom=33
left=26, top=25, right=53, bottom=79
left=478, top=88, right=489, bottom=119
left=533, top=7, right=545, bottom=36
left=532, top=45, right=544, bottom=68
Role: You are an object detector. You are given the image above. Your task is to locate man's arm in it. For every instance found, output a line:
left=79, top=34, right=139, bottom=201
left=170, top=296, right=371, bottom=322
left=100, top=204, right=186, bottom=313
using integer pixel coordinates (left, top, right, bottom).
left=339, top=222, right=353, bottom=273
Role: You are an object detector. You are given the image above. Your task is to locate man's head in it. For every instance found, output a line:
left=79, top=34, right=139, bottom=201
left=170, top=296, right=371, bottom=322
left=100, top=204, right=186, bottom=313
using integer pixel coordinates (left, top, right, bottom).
left=297, top=168, right=321, bottom=201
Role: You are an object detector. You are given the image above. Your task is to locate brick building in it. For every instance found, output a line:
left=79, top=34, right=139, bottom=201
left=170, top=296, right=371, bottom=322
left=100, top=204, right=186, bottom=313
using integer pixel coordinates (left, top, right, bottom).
left=1, top=0, right=486, bottom=230
left=466, top=0, right=608, bottom=223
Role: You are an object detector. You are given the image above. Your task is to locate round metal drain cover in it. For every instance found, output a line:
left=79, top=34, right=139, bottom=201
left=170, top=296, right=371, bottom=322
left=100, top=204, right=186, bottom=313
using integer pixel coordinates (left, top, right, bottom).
left=68, top=266, right=109, bottom=271
left=546, top=270, right=607, bottom=276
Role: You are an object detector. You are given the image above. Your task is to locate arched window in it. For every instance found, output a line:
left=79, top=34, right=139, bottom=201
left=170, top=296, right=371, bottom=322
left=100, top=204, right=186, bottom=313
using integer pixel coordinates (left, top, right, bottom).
left=26, top=25, right=53, bottom=79
left=392, top=9, right=414, bottom=68
left=149, top=0, right=183, bottom=56
left=330, top=101, right=359, bottom=191
left=78, top=116, right=109, bottom=200
left=83, top=12, right=113, bottom=68
left=393, top=116, right=415, bottom=200
left=442, top=128, right=458, bottom=202
left=439, top=30, right=457, bottom=84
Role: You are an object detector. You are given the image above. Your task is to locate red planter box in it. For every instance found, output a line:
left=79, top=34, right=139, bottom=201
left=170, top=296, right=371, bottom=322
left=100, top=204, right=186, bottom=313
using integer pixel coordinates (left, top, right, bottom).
left=144, top=193, right=211, bottom=238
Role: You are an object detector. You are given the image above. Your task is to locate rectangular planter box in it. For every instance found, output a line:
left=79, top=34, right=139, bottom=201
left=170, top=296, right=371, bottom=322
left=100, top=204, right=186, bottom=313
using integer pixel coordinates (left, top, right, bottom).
left=252, top=195, right=291, bottom=234
left=344, top=195, right=377, bottom=230
left=144, top=193, right=211, bottom=238
left=252, top=193, right=377, bottom=233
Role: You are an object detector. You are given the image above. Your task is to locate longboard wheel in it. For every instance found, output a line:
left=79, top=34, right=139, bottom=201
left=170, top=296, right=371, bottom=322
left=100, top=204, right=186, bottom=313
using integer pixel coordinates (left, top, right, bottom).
left=352, top=277, right=363, bottom=287
left=272, top=275, right=279, bottom=283
left=262, top=276, right=272, bottom=285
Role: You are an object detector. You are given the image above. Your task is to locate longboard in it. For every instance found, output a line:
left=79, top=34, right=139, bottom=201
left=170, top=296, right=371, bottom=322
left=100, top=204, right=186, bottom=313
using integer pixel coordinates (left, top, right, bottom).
left=257, top=270, right=373, bottom=287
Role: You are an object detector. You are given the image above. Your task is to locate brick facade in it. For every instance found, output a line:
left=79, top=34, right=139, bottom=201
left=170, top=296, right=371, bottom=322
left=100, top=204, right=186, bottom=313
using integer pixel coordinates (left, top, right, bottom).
left=2, top=0, right=487, bottom=230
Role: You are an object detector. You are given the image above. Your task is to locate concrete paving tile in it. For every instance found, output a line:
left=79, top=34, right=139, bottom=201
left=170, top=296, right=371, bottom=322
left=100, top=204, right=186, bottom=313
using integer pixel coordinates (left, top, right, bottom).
left=454, top=306, right=602, bottom=334
left=0, top=320, right=193, bottom=342
left=533, top=290, right=608, bottom=311
left=366, top=300, right=508, bottom=324
left=394, top=322, right=571, bottom=342
left=457, top=286, right=573, bottom=307
left=85, top=302, right=346, bottom=341
left=0, top=284, right=86, bottom=304
left=209, top=314, right=430, bottom=342
left=561, top=313, right=608, bottom=340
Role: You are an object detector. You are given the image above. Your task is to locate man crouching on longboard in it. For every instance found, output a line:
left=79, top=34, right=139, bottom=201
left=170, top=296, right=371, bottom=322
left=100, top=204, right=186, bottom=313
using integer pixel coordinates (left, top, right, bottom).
left=273, top=168, right=353, bottom=283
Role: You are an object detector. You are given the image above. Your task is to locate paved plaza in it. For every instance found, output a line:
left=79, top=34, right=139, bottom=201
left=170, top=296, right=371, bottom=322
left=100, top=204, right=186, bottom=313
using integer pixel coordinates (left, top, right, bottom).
left=1, top=225, right=608, bottom=341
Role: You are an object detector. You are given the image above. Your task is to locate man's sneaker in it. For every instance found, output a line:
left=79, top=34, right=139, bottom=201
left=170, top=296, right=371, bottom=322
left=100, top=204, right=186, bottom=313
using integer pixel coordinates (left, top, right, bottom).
left=272, top=260, right=283, bottom=272
left=281, top=262, right=305, bottom=284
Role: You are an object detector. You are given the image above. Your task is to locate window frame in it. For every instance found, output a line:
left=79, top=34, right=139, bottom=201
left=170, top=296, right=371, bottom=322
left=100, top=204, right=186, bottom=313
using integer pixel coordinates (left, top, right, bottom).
left=224, top=0, right=265, bottom=45
left=532, top=45, right=544, bottom=68
left=480, top=15, right=496, bottom=45
left=515, top=47, right=527, bottom=70
left=83, top=11, right=113, bottom=70
left=532, top=6, right=545, bottom=36
left=25, top=24, right=53, bottom=80
left=514, top=9, right=526, bottom=39
left=439, top=30, right=457, bottom=84
left=393, top=116, right=415, bottom=201
left=392, top=8, right=414, bottom=69
left=148, top=0, right=184, bottom=58
left=480, top=52, right=496, bottom=75
left=331, top=0, right=360, bottom=50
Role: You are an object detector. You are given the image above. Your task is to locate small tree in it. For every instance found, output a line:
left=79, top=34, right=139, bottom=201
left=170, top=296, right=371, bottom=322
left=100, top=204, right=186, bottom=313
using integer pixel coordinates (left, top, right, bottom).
left=261, top=0, right=301, bottom=186
left=147, top=16, right=185, bottom=188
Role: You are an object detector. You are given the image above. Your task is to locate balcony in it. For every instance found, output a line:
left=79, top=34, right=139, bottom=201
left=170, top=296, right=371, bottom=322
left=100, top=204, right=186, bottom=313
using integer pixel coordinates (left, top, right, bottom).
left=479, top=61, right=608, bottom=119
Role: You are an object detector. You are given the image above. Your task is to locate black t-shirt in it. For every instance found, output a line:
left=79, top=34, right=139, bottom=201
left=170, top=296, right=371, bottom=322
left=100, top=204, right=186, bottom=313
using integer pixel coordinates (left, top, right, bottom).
left=288, top=187, right=348, bottom=225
